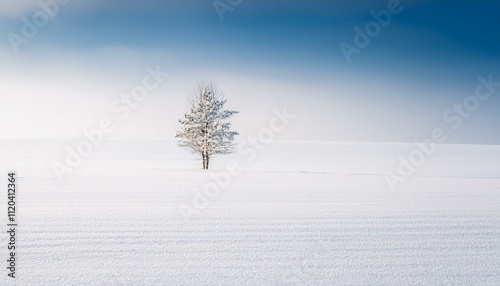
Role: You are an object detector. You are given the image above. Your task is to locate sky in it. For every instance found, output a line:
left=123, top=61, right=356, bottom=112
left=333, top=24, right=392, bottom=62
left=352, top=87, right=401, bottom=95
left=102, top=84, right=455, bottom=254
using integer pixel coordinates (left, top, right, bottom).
left=0, top=0, right=499, bottom=144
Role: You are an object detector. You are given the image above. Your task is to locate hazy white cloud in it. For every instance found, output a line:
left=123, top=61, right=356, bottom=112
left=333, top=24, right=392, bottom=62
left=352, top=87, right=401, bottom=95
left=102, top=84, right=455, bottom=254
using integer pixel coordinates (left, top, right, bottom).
left=0, top=43, right=474, bottom=142
left=1, top=40, right=498, bottom=143
left=0, top=45, right=329, bottom=140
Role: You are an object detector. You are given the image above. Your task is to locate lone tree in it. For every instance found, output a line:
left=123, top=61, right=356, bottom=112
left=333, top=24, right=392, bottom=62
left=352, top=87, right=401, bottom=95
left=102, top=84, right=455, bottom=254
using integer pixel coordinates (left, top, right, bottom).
left=176, top=83, right=239, bottom=170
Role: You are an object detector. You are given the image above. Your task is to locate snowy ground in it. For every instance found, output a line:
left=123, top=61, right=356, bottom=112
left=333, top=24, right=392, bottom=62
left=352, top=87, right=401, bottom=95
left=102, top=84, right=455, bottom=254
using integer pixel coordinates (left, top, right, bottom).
left=0, top=140, right=499, bottom=285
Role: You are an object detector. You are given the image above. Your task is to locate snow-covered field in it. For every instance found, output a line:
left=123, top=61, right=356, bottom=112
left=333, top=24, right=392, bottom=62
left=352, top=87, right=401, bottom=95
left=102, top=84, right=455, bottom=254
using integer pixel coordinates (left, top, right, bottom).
left=1, top=140, right=499, bottom=285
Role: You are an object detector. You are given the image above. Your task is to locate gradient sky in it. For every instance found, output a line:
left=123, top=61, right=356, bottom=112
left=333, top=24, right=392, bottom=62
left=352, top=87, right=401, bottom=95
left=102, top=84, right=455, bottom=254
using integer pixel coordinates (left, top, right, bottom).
left=0, top=0, right=499, bottom=144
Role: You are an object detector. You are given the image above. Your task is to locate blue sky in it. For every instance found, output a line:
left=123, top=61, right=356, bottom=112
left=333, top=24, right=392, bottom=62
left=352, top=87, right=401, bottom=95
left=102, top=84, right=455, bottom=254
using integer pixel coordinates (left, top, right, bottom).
left=0, top=0, right=499, bottom=144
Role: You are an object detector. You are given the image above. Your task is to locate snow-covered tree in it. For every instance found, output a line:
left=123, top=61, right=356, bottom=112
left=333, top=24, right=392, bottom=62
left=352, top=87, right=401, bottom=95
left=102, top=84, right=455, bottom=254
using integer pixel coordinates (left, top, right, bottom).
left=176, top=83, right=239, bottom=170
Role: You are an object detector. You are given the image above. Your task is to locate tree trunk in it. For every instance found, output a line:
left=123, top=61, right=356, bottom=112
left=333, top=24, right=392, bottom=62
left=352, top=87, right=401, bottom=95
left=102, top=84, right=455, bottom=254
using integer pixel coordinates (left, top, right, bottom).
left=202, top=152, right=209, bottom=170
